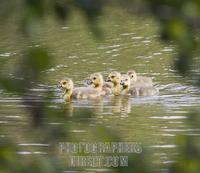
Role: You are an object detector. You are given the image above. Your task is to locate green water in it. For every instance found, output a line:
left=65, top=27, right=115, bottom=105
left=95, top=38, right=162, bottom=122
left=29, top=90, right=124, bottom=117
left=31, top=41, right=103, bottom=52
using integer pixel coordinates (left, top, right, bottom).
left=0, top=8, right=200, bottom=172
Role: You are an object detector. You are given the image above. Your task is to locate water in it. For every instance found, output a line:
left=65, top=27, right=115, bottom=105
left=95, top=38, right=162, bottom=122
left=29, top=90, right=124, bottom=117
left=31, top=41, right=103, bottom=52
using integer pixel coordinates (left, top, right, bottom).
left=0, top=8, right=200, bottom=172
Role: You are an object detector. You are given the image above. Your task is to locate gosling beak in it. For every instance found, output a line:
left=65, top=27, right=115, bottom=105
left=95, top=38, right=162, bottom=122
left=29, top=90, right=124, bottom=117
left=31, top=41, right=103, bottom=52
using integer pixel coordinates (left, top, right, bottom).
left=57, top=83, right=62, bottom=88
left=105, top=78, right=111, bottom=82
left=83, top=79, right=93, bottom=86
left=120, top=81, right=125, bottom=86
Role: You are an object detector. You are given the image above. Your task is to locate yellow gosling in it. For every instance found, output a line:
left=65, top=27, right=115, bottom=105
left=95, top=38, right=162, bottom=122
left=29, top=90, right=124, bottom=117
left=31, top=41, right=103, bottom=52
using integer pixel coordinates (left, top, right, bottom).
left=120, top=74, right=131, bottom=95
left=59, top=78, right=101, bottom=102
left=88, top=73, right=112, bottom=95
left=107, top=71, right=121, bottom=96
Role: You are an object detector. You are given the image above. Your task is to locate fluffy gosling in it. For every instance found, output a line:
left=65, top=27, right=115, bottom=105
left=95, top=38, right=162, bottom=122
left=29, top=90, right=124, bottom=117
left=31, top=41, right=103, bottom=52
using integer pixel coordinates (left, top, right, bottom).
left=127, top=70, right=153, bottom=87
left=106, top=71, right=121, bottom=96
left=59, top=78, right=101, bottom=102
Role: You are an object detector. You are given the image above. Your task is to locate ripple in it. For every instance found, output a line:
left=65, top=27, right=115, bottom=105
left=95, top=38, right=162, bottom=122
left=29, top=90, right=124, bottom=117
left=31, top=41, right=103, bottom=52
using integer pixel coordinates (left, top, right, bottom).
left=131, top=36, right=143, bottom=40
left=18, top=143, right=49, bottom=146
left=142, top=40, right=151, bottom=43
left=5, top=115, right=22, bottom=119
left=150, top=116, right=187, bottom=120
left=61, top=26, right=69, bottom=30
left=105, top=48, right=120, bottom=54
left=17, top=151, right=47, bottom=155
left=0, top=52, right=16, bottom=57
left=68, top=55, right=78, bottom=59
left=153, top=52, right=162, bottom=55
left=0, top=121, right=8, bottom=124
left=162, top=129, right=200, bottom=132
left=120, top=32, right=135, bottom=36
left=85, top=168, right=113, bottom=172
left=97, top=44, right=121, bottom=50
left=71, top=130, right=87, bottom=133
left=163, top=160, right=175, bottom=164
left=56, top=64, right=68, bottom=68
left=158, top=134, right=176, bottom=137
left=86, top=52, right=99, bottom=56
left=162, top=48, right=173, bottom=52
left=150, top=144, right=177, bottom=148
left=48, top=68, right=56, bottom=72
left=112, top=54, right=119, bottom=57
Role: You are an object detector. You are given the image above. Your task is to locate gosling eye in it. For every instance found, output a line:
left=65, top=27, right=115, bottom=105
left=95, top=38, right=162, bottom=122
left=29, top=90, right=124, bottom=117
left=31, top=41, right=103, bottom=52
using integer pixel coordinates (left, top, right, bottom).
left=111, top=76, right=115, bottom=78
left=93, top=77, right=96, bottom=80
left=62, top=81, right=67, bottom=85
left=131, top=75, right=134, bottom=78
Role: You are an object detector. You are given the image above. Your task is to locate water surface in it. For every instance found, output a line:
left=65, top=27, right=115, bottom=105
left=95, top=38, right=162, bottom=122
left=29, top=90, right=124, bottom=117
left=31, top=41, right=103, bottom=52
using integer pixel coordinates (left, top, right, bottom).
left=0, top=8, right=200, bottom=173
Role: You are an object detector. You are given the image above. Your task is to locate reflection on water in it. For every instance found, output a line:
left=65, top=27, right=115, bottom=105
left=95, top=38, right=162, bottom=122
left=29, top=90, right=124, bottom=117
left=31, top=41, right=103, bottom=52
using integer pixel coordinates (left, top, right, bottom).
left=1, top=10, right=200, bottom=173
left=1, top=66, right=200, bottom=172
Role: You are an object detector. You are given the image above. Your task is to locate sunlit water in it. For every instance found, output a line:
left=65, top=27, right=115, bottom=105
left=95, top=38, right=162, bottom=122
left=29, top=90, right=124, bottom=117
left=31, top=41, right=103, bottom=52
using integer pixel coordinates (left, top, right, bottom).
left=0, top=9, right=200, bottom=173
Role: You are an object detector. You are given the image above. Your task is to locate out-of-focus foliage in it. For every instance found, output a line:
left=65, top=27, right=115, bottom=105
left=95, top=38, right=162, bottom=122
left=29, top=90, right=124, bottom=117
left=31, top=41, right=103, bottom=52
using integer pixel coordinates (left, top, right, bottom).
left=0, top=140, right=63, bottom=173
left=0, top=0, right=200, bottom=173
left=146, top=0, right=200, bottom=77
left=170, top=111, right=200, bottom=173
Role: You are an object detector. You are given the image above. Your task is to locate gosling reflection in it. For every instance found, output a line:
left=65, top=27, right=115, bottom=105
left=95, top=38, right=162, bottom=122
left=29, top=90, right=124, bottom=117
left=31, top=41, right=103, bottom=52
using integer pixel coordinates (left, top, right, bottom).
left=64, top=95, right=132, bottom=116
left=107, top=95, right=131, bottom=115
left=65, top=102, right=73, bottom=117
left=120, top=96, right=131, bottom=115
left=64, top=97, right=104, bottom=116
left=109, top=96, right=122, bottom=113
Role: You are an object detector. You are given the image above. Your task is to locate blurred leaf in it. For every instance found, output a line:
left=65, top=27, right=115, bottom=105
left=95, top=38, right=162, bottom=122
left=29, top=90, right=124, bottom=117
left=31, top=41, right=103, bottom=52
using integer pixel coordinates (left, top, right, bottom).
left=54, top=1, right=69, bottom=21
left=175, top=52, right=192, bottom=75
left=94, top=126, right=121, bottom=142
left=0, top=77, right=24, bottom=93
left=75, top=0, right=103, bottom=20
left=27, top=47, right=50, bottom=72
left=25, top=0, right=45, bottom=18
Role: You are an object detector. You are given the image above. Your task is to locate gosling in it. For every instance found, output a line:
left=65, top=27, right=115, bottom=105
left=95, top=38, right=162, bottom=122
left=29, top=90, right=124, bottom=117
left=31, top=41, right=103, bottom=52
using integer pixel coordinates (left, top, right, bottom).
left=106, top=71, right=121, bottom=96
left=87, top=73, right=112, bottom=95
left=59, top=78, right=101, bottom=102
left=120, top=74, right=159, bottom=97
left=120, top=74, right=131, bottom=95
left=127, top=70, right=153, bottom=87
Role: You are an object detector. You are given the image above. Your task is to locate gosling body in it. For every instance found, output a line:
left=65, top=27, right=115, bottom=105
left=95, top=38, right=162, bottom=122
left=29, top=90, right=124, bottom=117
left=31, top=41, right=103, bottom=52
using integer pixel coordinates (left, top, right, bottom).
left=85, top=73, right=112, bottom=95
left=59, top=79, right=101, bottom=102
left=129, top=86, right=159, bottom=97
left=120, top=74, right=159, bottom=97
left=127, top=70, right=153, bottom=87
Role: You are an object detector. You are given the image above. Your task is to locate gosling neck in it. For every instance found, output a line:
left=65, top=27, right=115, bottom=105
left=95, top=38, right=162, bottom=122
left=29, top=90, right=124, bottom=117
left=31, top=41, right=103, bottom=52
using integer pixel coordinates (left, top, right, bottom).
left=112, top=82, right=121, bottom=96
left=122, top=85, right=130, bottom=95
left=63, top=89, right=73, bottom=102
left=94, top=83, right=103, bottom=92
left=132, top=75, right=137, bottom=82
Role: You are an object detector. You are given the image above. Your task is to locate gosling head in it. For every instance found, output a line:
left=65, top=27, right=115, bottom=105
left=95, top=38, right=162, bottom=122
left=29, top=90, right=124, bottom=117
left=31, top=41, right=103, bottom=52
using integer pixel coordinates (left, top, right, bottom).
left=120, top=74, right=131, bottom=89
left=59, top=78, right=74, bottom=91
left=89, top=73, right=104, bottom=88
left=127, top=70, right=137, bottom=82
left=106, top=71, right=121, bottom=86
